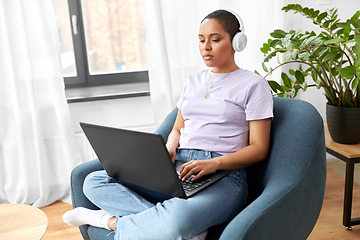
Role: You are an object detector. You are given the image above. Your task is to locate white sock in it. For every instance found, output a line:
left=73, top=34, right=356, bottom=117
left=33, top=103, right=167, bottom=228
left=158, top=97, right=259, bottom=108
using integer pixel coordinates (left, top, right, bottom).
left=62, top=207, right=114, bottom=230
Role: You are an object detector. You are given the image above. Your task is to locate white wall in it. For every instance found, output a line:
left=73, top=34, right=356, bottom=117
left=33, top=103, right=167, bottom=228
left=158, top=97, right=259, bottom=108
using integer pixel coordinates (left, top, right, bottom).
left=69, top=96, right=155, bottom=133
left=68, top=96, right=155, bottom=162
left=282, top=0, right=360, bottom=119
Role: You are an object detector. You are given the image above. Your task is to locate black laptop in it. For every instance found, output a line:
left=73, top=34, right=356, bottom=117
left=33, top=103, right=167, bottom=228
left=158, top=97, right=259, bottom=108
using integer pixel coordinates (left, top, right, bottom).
left=80, top=122, right=230, bottom=199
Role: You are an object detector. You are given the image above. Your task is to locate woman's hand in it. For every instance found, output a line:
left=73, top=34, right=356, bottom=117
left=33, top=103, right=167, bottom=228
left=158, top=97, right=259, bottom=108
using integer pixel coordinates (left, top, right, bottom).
left=179, top=159, right=220, bottom=181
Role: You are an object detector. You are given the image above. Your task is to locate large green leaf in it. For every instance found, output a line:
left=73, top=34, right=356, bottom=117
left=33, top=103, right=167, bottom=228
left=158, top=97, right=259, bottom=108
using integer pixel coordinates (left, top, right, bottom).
left=343, top=27, right=351, bottom=39
left=286, top=41, right=300, bottom=50
left=324, top=38, right=345, bottom=45
left=290, top=88, right=296, bottom=98
left=270, top=39, right=281, bottom=48
left=292, top=49, right=299, bottom=59
left=354, top=55, right=360, bottom=68
left=299, top=35, right=319, bottom=48
left=270, top=29, right=287, bottom=39
left=317, top=12, right=328, bottom=22
left=351, top=10, right=360, bottom=22
left=312, top=10, right=320, bottom=19
left=282, top=34, right=292, bottom=46
left=254, top=70, right=262, bottom=76
left=301, top=81, right=308, bottom=91
left=337, top=22, right=350, bottom=29
left=339, top=65, right=356, bottom=79
left=298, top=51, right=313, bottom=61
left=295, top=70, right=305, bottom=84
left=262, top=62, right=268, bottom=72
left=284, top=53, right=292, bottom=62
left=311, top=69, right=318, bottom=80
left=281, top=72, right=292, bottom=88
left=354, top=34, right=360, bottom=56
left=264, top=51, right=277, bottom=63
left=353, top=45, right=360, bottom=56
left=316, top=81, right=322, bottom=89
left=322, top=48, right=339, bottom=62
left=318, top=47, right=329, bottom=58
left=268, top=80, right=283, bottom=93
left=354, top=33, right=360, bottom=44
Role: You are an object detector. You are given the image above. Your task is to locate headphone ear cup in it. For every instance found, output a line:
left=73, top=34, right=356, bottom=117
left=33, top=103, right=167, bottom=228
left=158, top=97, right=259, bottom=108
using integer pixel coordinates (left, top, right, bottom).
left=232, top=32, right=247, bottom=52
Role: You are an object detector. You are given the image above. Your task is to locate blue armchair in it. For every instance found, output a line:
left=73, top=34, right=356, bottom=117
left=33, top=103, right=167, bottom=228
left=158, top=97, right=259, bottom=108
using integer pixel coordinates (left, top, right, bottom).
left=70, top=97, right=326, bottom=240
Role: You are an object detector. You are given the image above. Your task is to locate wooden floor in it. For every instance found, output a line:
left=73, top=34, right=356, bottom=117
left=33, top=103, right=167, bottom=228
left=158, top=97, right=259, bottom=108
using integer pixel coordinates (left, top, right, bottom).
left=41, top=201, right=82, bottom=240
left=40, top=167, right=360, bottom=240
left=308, top=167, right=360, bottom=240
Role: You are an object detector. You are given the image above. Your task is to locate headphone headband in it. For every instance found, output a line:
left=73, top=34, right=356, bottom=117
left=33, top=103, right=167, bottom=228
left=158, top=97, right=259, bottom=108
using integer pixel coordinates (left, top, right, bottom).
left=224, top=9, right=245, bottom=33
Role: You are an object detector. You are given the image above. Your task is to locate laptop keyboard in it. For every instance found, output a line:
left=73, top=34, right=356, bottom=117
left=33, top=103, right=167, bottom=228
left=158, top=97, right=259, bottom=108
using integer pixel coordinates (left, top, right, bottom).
left=179, top=174, right=211, bottom=193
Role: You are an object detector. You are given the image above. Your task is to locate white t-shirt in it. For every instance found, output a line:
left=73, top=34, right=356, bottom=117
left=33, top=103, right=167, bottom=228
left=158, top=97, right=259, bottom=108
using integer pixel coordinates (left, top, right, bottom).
left=177, top=68, right=273, bottom=156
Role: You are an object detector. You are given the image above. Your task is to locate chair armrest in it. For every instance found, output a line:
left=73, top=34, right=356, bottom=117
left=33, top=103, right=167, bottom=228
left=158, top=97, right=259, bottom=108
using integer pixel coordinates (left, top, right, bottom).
left=71, top=159, right=104, bottom=240
left=71, top=159, right=104, bottom=209
left=219, top=132, right=326, bottom=240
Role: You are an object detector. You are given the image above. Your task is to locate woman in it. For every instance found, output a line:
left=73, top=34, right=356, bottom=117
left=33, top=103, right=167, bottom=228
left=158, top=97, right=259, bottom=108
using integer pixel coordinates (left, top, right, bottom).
left=63, top=9, right=273, bottom=240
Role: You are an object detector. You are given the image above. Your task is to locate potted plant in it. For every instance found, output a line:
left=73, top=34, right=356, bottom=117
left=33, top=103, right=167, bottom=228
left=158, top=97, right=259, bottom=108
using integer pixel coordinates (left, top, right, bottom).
left=258, top=4, right=360, bottom=144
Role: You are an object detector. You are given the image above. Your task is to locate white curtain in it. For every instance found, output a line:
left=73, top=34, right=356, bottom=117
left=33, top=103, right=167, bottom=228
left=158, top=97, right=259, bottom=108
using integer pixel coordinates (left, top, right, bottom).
left=0, top=1, right=83, bottom=207
left=143, top=0, right=284, bottom=126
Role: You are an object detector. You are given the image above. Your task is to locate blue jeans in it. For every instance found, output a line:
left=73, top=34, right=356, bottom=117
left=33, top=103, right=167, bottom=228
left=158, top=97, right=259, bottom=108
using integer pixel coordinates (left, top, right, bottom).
left=83, top=149, right=248, bottom=240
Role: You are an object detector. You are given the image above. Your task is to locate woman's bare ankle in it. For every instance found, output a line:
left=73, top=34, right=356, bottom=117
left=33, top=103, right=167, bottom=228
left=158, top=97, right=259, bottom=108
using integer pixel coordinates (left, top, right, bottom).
left=108, top=216, right=118, bottom=230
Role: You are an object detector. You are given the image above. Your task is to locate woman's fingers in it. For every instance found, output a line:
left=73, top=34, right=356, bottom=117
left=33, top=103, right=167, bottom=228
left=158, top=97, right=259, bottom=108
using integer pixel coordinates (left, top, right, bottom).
left=179, top=161, right=198, bottom=181
left=179, top=160, right=214, bottom=181
left=190, top=170, right=206, bottom=181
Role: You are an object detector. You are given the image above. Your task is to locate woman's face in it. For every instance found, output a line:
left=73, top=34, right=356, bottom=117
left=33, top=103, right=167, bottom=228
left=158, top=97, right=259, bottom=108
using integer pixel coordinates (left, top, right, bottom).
left=198, top=18, right=235, bottom=73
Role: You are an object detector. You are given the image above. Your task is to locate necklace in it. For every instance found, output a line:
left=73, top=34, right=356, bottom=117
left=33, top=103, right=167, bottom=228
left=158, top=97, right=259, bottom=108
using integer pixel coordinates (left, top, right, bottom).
left=205, top=71, right=230, bottom=99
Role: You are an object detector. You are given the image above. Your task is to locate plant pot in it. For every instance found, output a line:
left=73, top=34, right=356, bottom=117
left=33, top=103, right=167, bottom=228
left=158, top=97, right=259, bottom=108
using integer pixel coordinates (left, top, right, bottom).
left=326, top=104, right=360, bottom=144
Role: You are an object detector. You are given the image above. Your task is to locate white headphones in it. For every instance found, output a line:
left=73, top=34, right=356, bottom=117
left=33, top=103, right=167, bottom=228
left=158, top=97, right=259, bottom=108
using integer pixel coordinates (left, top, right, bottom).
left=225, top=9, right=247, bottom=52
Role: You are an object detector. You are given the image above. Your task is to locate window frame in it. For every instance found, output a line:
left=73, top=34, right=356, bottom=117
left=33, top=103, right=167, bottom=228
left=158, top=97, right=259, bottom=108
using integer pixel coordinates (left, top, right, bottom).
left=64, top=0, right=148, bottom=88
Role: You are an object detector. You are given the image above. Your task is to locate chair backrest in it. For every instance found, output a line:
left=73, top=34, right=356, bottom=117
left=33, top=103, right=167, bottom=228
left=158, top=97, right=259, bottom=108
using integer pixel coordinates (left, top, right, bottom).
left=227, top=97, right=327, bottom=240
left=246, top=97, right=326, bottom=204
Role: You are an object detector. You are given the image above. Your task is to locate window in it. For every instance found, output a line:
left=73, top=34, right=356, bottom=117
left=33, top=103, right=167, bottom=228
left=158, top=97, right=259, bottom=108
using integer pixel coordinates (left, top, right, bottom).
left=52, top=0, right=148, bottom=87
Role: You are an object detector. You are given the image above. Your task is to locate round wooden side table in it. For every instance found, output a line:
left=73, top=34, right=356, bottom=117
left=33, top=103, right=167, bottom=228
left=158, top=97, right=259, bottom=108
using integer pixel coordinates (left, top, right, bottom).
left=0, top=203, right=48, bottom=240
